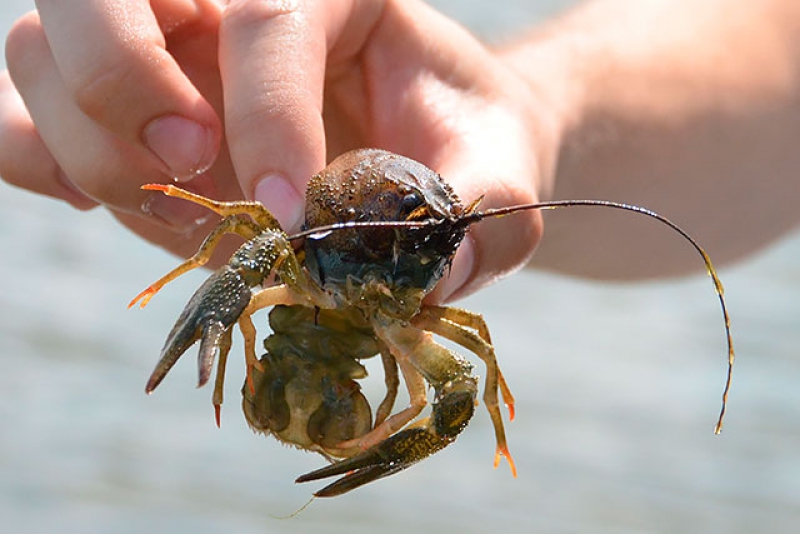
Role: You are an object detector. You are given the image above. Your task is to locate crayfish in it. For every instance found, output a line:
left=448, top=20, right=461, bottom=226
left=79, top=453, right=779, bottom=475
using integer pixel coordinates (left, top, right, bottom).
left=130, top=149, right=735, bottom=497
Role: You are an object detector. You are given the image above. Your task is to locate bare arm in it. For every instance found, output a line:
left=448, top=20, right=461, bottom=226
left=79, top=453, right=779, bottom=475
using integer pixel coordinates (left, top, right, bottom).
left=502, top=0, right=800, bottom=279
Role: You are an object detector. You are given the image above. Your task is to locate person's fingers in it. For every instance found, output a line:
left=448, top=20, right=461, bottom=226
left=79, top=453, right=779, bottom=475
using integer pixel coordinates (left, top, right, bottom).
left=0, top=69, right=97, bottom=209
left=218, top=0, right=383, bottom=232
left=218, top=0, right=327, bottom=233
left=5, top=13, right=214, bottom=231
left=32, top=0, right=222, bottom=179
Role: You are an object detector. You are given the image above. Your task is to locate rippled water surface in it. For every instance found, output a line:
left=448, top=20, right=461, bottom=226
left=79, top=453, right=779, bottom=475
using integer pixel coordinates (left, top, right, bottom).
left=2, top=1, right=799, bottom=533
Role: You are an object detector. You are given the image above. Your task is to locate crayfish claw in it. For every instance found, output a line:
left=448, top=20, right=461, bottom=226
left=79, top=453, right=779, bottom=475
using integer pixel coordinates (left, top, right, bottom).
left=298, top=379, right=477, bottom=496
left=296, top=427, right=447, bottom=497
left=197, top=321, right=226, bottom=387
left=144, top=318, right=220, bottom=393
left=144, top=267, right=251, bottom=394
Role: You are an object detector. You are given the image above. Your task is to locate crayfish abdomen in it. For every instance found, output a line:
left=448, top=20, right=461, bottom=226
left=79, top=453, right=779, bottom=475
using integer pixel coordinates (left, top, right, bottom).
left=242, top=305, right=378, bottom=459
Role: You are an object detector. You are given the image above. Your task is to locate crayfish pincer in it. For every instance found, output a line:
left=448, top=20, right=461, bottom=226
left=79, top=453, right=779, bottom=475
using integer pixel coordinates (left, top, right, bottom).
left=131, top=148, right=735, bottom=497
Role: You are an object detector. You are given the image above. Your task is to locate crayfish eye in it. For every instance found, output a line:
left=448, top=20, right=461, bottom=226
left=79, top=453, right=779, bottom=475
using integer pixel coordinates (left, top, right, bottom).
left=401, top=192, right=426, bottom=219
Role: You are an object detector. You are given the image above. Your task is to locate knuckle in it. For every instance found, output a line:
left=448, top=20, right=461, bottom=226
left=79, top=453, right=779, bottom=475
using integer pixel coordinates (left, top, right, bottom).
left=70, top=55, right=141, bottom=124
left=223, top=0, right=304, bottom=27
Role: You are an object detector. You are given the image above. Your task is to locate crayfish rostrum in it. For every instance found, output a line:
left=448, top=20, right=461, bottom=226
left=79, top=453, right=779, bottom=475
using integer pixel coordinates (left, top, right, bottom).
left=131, top=149, right=735, bottom=497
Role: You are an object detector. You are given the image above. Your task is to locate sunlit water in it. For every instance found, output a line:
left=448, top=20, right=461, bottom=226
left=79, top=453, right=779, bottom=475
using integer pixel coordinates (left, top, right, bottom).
left=2, top=1, right=799, bottom=533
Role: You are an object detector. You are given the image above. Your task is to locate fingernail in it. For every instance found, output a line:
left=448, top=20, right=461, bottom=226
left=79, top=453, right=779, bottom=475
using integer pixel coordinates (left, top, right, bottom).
left=143, top=115, right=217, bottom=180
left=254, top=174, right=305, bottom=233
left=436, top=236, right=476, bottom=303
left=142, top=191, right=213, bottom=233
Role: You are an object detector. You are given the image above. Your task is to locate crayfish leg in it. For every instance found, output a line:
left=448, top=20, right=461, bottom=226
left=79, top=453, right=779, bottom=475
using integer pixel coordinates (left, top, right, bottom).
left=142, top=184, right=282, bottom=230
left=431, top=307, right=516, bottom=420
left=128, top=214, right=262, bottom=309
left=412, top=306, right=517, bottom=476
left=238, top=284, right=309, bottom=394
left=421, top=305, right=494, bottom=345
left=497, top=369, right=515, bottom=421
left=336, top=358, right=428, bottom=452
left=374, top=349, right=399, bottom=427
left=237, top=311, right=262, bottom=395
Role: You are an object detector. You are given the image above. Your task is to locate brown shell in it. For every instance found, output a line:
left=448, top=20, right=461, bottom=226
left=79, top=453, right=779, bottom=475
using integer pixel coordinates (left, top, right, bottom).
left=303, top=149, right=467, bottom=293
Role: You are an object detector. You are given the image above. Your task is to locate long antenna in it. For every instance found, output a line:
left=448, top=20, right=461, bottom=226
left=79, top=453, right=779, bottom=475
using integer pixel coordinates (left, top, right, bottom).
left=288, top=219, right=436, bottom=240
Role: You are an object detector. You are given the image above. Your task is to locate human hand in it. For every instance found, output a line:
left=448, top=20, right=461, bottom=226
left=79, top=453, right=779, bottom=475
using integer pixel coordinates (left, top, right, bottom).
left=1, top=0, right=561, bottom=301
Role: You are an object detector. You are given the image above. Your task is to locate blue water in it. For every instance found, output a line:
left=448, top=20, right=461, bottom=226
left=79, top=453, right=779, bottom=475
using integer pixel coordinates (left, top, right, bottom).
left=2, top=1, right=799, bottom=533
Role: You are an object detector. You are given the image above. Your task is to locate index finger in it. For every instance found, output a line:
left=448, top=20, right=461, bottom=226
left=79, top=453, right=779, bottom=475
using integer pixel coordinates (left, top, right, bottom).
left=218, top=0, right=383, bottom=233
left=34, top=0, right=222, bottom=178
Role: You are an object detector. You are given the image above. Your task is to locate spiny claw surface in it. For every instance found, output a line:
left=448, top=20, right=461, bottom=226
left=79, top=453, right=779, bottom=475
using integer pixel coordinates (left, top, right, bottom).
left=296, top=428, right=449, bottom=497
left=298, top=380, right=477, bottom=496
left=145, top=267, right=251, bottom=393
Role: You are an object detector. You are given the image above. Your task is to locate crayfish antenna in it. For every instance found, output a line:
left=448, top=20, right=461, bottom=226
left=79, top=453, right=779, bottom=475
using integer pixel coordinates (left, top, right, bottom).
left=465, top=200, right=736, bottom=432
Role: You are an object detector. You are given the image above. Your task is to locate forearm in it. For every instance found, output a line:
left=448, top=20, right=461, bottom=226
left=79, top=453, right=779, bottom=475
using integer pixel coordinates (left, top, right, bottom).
left=501, top=0, right=800, bottom=279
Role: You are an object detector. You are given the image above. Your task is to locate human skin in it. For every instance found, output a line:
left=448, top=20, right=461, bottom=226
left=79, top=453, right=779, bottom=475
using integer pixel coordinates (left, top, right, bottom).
left=1, top=0, right=799, bottom=300
left=503, top=0, right=800, bottom=280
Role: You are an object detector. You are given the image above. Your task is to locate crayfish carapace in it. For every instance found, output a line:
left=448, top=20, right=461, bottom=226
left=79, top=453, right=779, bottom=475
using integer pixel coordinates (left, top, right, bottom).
left=130, top=149, right=735, bottom=497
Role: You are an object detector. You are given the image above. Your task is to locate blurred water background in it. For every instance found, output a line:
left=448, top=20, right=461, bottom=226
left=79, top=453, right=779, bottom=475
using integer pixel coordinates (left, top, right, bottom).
left=1, top=1, right=799, bottom=533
